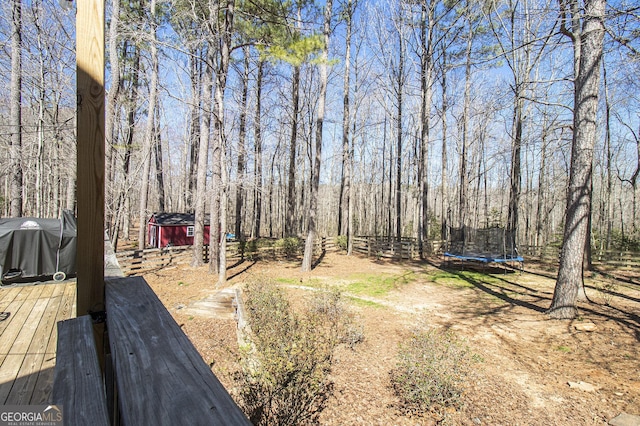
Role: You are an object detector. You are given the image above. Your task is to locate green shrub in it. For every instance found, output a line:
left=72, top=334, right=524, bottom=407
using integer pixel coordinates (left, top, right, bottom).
left=336, top=235, right=348, bottom=251
left=240, top=240, right=258, bottom=260
left=390, top=325, right=473, bottom=416
left=236, top=281, right=361, bottom=425
left=274, top=237, right=301, bottom=258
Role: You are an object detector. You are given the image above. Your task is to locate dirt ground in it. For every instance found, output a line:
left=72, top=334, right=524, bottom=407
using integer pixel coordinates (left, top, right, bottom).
left=142, top=252, right=640, bottom=425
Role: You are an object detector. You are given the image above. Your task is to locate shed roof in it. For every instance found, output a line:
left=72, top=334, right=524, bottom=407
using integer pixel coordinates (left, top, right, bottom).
left=150, top=212, right=210, bottom=226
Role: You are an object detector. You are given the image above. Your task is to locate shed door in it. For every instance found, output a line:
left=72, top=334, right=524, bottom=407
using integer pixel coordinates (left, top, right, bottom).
left=149, top=225, right=157, bottom=248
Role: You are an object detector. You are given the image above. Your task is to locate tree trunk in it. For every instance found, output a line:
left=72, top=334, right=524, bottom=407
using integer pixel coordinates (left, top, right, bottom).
left=603, top=59, right=613, bottom=250
left=286, top=65, right=301, bottom=237
left=192, top=47, right=213, bottom=267
left=253, top=59, right=264, bottom=239
left=187, top=49, right=202, bottom=211
left=549, top=0, right=605, bottom=319
left=115, top=43, right=140, bottom=242
left=302, top=0, right=332, bottom=272
left=235, top=46, right=249, bottom=241
left=10, top=0, right=23, bottom=217
left=440, top=44, right=449, bottom=241
left=395, top=27, right=404, bottom=243
left=212, top=0, right=234, bottom=285
left=105, top=0, right=122, bottom=229
left=459, top=18, right=473, bottom=229
left=535, top=127, right=548, bottom=246
left=341, top=0, right=353, bottom=246
left=338, top=0, right=353, bottom=237
left=154, top=107, right=166, bottom=211
left=138, top=0, right=159, bottom=249
left=507, top=95, right=523, bottom=238
left=419, top=1, right=434, bottom=257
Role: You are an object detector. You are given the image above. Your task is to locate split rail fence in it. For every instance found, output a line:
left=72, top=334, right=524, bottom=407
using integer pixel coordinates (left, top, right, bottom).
left=115, top=237, right=640, bottom=276
left=116, top=237, right=337, bottom=276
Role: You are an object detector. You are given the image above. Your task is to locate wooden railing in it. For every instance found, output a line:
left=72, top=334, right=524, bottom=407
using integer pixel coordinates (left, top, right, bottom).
left=53, top=276, right=250, bottom=425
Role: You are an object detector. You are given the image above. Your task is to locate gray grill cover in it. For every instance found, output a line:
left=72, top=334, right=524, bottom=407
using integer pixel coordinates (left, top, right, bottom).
left=0, top=210, right=77, bottom=283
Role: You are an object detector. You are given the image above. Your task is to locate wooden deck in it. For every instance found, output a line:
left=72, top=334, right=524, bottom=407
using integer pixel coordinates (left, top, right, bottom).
left=0, top=281, right=76, bottom=405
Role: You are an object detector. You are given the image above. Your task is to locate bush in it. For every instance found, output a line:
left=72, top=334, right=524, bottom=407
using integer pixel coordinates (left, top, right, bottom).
left=236, top=281, right=360, bottom=425
left=274, top=237, right=301, bottom=258
left=307, top=287, right=364, bottom=349
left=239, top=240, right=258, bottom=260
left=390, top=325, right=473, bottom=416
left=336, top=235, right=348, bottom=251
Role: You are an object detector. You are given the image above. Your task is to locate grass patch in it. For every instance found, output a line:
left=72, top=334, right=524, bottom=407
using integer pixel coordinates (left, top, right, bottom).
left=556, top=345, right=571, bottom=353
left=346, top=296, right=386, bottom=309
left=301, top=278, right=324, bottom=288
left=429, top=271, right=474, bottom=288
left=275, top=277, right=299, bottom=285
left=345, top=272, right=415, bottom=297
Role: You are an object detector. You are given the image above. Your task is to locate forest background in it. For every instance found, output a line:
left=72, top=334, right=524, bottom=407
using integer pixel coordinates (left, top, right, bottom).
left=1, top=0, right=639, bottom=306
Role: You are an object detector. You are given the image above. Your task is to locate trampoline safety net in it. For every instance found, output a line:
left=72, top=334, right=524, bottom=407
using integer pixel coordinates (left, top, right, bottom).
left=445, top=226, right=522, bottom=263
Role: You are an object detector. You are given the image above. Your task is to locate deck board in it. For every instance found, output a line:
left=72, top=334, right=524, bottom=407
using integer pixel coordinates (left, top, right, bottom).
left=0, top=286, right=38, bottom=337
left=0, top=282, right=76, bottom=405
left=106, top=276, right=250, bottom=425
left=30, top=284, right=68, bottom=405
left=0, top=286, right=21, bottom=309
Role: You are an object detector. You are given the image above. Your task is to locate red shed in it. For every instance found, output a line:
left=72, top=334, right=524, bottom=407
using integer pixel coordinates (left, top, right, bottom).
left=147, top=212, right=210, bottom=248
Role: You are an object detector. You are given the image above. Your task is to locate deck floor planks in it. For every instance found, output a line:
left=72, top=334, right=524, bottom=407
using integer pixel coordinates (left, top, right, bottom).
left=0, top=286, right=21, bottom=310
left=0, top=283, right=76, bottom=405
left=8, top=285, right=55, bottom=356
left=30, top=283, right=74, bottom=404
left=54, top=282, right=76, bottom=326
left=0, top=285, right=45, bottom=355
left=5, top=284, right=59, bottom=405
left=0, top=285, right=46, bottom=404
left=0, top=286, right=33, bottom=336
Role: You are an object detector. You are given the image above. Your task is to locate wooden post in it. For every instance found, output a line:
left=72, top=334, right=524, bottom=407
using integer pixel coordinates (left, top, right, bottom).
left=76, top=0, right=105, bottom=319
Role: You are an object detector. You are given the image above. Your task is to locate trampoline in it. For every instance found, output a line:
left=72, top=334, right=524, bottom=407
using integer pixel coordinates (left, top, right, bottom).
left=443, top=226, right=524, bottom=271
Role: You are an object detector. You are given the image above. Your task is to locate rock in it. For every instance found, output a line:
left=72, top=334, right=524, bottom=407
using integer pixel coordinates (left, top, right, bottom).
left=609, top=413, right=640, bottom=426
left=574, top=322, right=597, bottom=332
left=568, top=381, right=597, bottom=392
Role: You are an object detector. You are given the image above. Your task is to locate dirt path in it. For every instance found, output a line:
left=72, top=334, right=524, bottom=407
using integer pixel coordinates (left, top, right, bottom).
left=143, top=252, right=640, bottom=425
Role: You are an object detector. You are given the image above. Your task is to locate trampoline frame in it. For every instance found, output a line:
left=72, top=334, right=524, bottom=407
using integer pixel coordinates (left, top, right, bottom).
left=443, top=226, right=524, bottom=272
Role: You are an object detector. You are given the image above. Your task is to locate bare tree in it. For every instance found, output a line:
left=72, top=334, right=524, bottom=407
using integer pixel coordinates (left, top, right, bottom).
left=253, top=58, right=265, bottom=239
left=235, top=46, right=250, bottom=241
left=338, top=0, right=354, bottom=239
left=192, top=44, right=213, bottom=268
left=138, top=0, right=159, bottom=249
left=549, top=0, right=606, bottom=319
left=105, top=0, right=122, bottom=233
left=302, top=0, right=333, bottom=271
left=488, top=0, right=556, bottom=244
left=10, top=0, right=23, bottom=217
left=338, top=0, right=356, bottom=254
left=210, top=0, right=235, bottom=285
left=418, top=0, right=436, bottom=257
